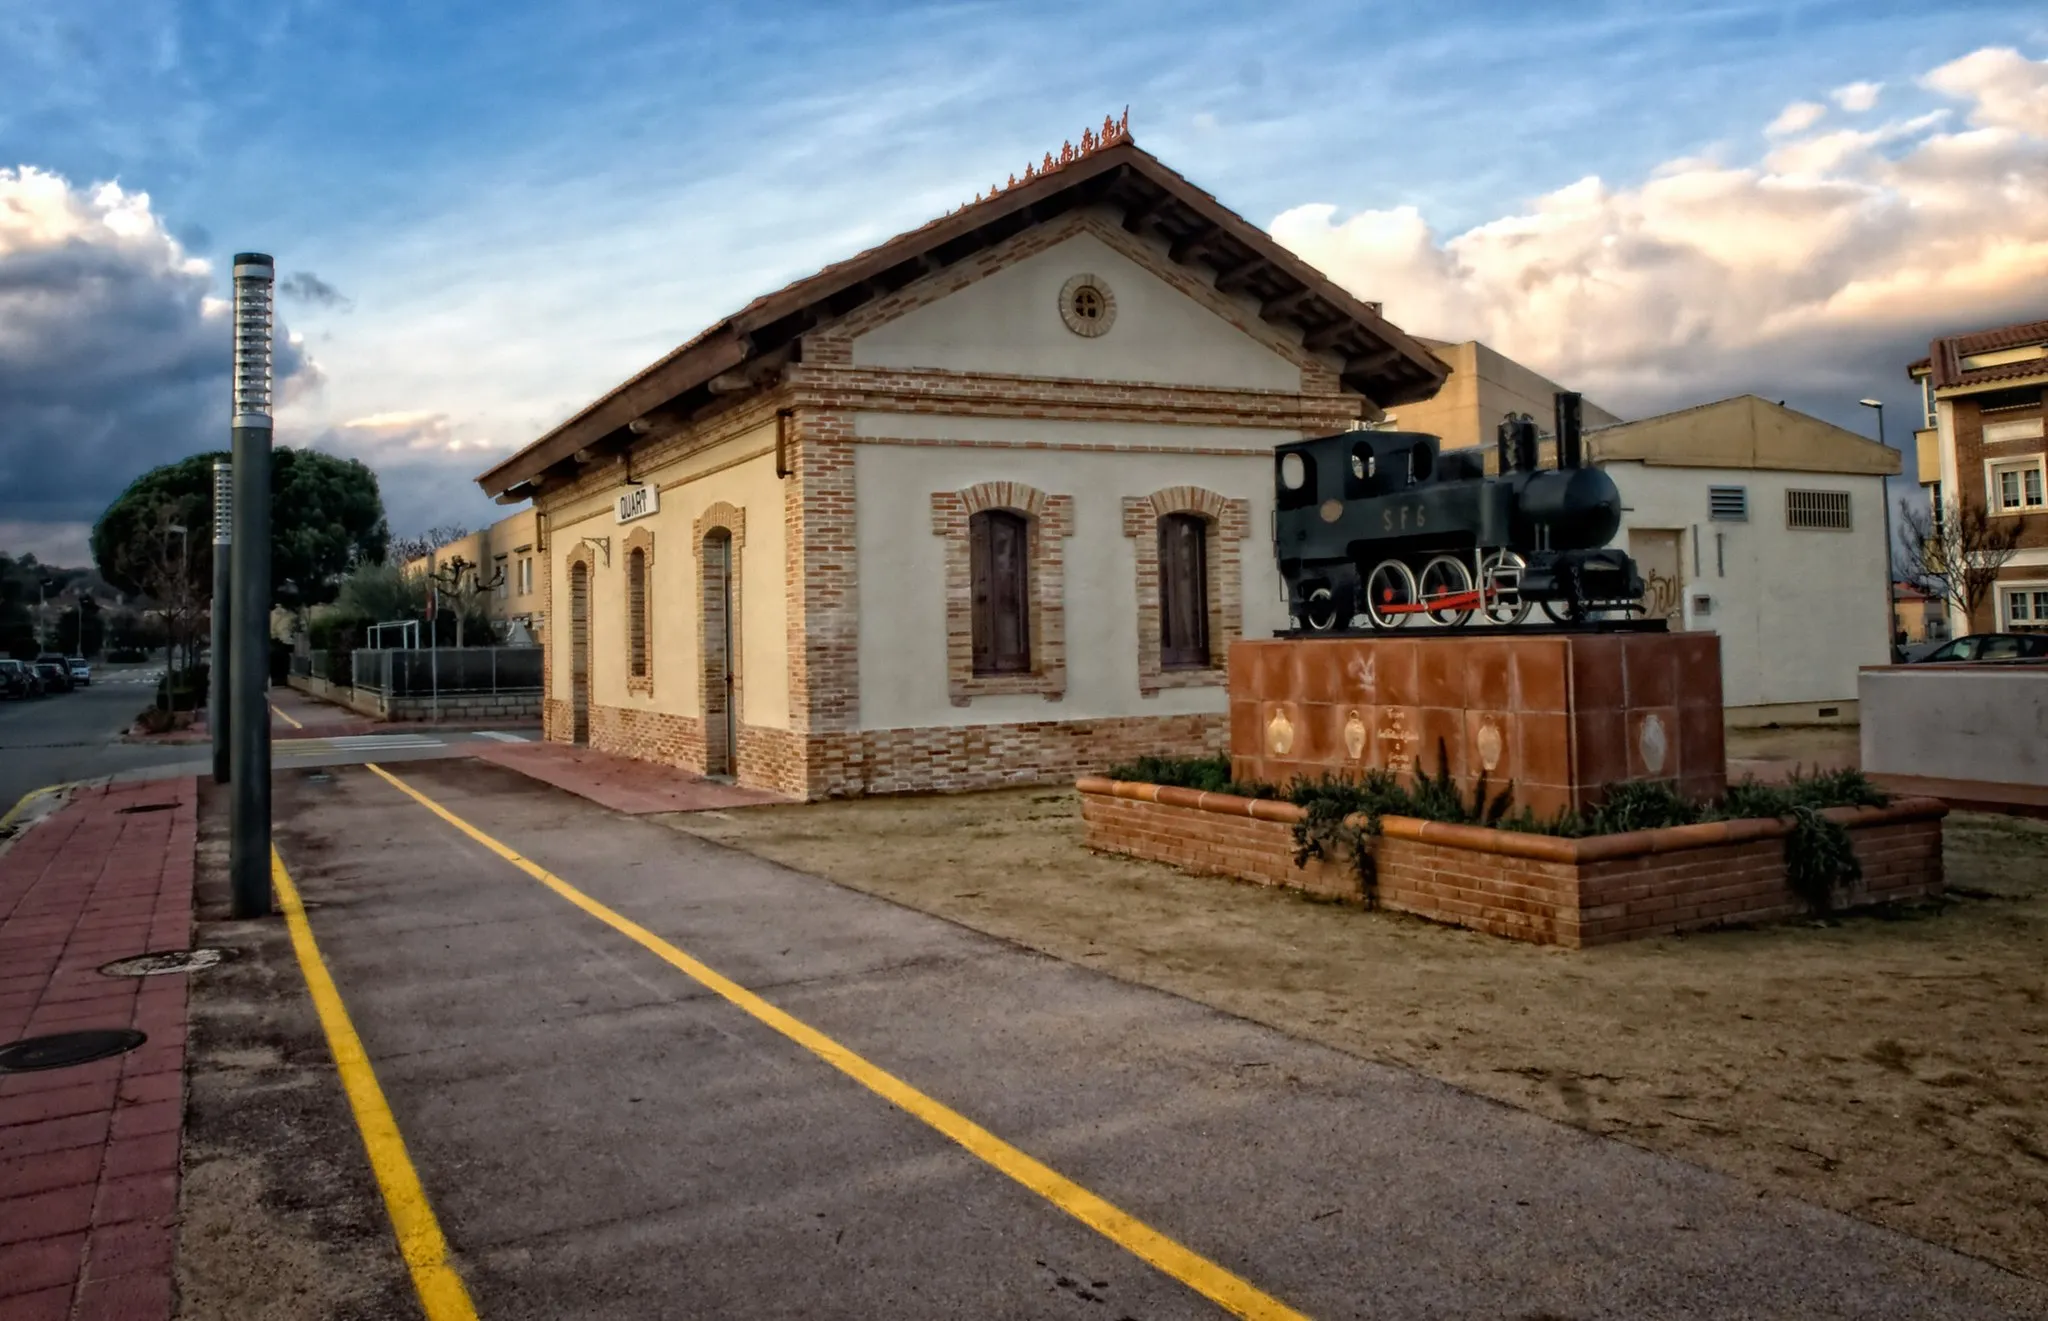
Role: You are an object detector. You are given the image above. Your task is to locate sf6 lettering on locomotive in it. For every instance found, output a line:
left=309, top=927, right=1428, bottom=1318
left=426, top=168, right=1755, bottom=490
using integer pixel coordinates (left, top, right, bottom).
left=1380, top=504, right=1427, bottom=532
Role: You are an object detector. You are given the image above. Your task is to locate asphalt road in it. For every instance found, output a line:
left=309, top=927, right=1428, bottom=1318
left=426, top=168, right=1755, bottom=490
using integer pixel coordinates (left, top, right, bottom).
left=0, top=663, right=194, bottom=811
left=225, top=757, right=2048, bottom=1321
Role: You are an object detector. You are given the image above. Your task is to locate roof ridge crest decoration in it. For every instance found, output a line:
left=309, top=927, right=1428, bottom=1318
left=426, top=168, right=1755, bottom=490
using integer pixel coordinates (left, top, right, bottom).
left=954, top=108, right=1131, bottom=211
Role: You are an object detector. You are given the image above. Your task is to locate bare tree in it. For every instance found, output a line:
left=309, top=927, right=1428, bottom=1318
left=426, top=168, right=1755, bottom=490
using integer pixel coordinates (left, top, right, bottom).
left=1896, top=494, right=2024, bottom=631
left=388, top=525, right=471, bottom=567
left=426, top=554, right=503, bottom=649
left=115, top=505, right=205, bottom=686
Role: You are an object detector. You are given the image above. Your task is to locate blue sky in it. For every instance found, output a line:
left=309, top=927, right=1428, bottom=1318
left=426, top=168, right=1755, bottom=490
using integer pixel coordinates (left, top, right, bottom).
left=2, top=0, right=2044, bottom=561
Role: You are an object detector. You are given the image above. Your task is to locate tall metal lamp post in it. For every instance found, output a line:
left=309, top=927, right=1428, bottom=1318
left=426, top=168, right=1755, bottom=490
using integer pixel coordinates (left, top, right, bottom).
left=229, top=254, right=275, bottom=918
left=1859, top=398, right=1896, bottom=655
left=211, top=462, right=232, bottom=783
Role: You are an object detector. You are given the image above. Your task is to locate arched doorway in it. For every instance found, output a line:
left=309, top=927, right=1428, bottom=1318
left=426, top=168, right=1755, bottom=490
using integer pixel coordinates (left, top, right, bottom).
left=702, top=529, right=735, bottom=777
left=568, top=560, right=591, bottom=745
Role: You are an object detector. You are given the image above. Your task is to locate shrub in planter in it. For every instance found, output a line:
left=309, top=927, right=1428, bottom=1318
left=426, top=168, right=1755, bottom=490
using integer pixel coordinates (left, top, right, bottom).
left=1107, top=749, right=1890, bottom=916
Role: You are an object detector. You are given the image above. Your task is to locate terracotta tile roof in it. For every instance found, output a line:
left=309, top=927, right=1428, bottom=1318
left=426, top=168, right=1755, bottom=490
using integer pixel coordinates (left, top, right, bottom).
left=1920, top=315, right=2048, bottom=390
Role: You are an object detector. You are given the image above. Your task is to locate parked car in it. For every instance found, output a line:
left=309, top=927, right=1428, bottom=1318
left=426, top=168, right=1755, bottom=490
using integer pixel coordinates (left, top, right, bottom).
left=1910, top=633, right=2048, bottom=663
left=67, top=657, right=91, bottom=686
left=0, top=659, right=33, bottom=698
left=32, top=661, right=71, bottom=693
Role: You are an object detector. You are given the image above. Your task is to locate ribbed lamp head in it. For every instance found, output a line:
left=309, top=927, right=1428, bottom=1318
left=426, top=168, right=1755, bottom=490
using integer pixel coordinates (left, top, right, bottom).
left=231, top=253, right=274, bottom=427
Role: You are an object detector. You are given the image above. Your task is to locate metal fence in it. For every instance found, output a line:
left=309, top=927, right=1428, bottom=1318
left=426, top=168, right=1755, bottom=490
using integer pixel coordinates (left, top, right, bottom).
left=349, top=646, right=542, bottom=695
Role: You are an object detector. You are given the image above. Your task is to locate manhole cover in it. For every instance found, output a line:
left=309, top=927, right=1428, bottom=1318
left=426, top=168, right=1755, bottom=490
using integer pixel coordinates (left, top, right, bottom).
left=0, top=1029, right=148, bottom=1073
left=117, top=803, right=177, bottom=815
left=99, top=948, right=234, bottom=978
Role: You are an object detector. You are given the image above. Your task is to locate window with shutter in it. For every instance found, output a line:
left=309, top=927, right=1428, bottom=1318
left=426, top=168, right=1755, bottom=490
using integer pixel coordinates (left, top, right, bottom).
left=969, top=510, right=1031, bottom=675
left=627, top=548, right=649, bottom=678
left=1158, top=514, right=1210, bottom=669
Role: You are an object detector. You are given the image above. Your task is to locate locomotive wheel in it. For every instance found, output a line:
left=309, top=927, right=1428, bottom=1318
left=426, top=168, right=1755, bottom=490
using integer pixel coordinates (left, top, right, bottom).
left=1418, top=555, right=1475, bottom=627
left=1479, top=551, right=1532, bottom=625
left=1365, top=560, right=1419, bottom=630
left=1304, top=585, right=1340, bottom=632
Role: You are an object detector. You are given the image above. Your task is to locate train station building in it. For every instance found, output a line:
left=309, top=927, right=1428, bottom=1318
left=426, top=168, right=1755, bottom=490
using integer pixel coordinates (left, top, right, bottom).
left=475, top=120, right=1447, bottom=798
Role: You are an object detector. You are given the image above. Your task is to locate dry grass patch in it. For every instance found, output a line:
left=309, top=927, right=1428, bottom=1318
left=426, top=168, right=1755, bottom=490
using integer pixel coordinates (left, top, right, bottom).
left=661, top=786, right=2048, bottom=1282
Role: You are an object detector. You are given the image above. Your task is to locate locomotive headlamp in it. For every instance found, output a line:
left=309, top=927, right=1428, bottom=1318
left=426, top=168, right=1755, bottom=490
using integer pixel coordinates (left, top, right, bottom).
left=1280, top=453, right=1306, bottom=490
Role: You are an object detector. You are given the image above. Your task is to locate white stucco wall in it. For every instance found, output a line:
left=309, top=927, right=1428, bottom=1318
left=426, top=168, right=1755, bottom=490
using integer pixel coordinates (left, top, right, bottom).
left=1862, top=666, right=2048, bottom=785
left=1605, top=461, right=1891, bottom=710
left=853, top=430, right=1295, bottom=730
left=850, top=226, right=1301, bottom=391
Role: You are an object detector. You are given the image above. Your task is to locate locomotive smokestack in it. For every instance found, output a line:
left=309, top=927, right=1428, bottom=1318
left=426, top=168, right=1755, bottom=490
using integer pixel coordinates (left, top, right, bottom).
left=1555, top=391, right=1584, bottom=469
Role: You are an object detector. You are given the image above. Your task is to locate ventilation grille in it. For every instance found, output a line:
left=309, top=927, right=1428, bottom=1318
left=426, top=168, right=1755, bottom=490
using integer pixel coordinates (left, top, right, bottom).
left=1787, top=489, right=1852, bottom=531
left=1708, top=486, right=1748, bottom=521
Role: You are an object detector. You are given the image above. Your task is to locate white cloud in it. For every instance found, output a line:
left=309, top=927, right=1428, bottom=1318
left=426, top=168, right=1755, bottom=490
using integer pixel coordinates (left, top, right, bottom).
left=1925, top=46, right=2048, bottom=135
left=1832, top=81, right=1883, bottom=113
left=0, top=166, right=316, bottom=567
left=1765, top=100, right=1827, bottom=136
left=1269, top=46, right=2048, bottom=419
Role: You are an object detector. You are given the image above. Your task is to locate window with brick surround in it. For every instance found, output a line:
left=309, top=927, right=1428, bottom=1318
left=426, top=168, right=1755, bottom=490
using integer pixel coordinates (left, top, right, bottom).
left=970, top=510, right=1031, bottom=675
left=1158, top=514, right=1210, bottom=669
left=627, top=547, right=649, bottom=678
left=1122, top=486, right=1249, bottom=696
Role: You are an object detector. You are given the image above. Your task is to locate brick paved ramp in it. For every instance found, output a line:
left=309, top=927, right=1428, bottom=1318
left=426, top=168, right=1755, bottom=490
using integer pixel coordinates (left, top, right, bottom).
left=467, top=739, right=790, bottom=812
left=265, top=758, right=2048, bottom=1320
left=0, top=780, right=195, bottom=1321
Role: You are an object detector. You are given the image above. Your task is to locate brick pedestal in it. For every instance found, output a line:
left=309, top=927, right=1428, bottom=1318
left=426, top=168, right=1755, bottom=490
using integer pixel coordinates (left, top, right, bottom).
left=1229, top=631, right=1726, bottom=815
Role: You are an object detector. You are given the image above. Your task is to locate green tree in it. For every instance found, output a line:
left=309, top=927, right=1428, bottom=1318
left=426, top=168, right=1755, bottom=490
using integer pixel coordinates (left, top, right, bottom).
left=90, top=449, right=392, bottom=608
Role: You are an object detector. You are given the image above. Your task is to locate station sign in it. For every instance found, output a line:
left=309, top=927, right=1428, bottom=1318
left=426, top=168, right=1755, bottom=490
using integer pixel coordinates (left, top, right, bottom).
left=616, top=484, right=660, bottom=524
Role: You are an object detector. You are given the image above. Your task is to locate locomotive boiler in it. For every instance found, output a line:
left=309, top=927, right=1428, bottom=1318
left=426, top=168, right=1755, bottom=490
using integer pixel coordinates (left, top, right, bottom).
left=1275, top=392, right=1646, bottom=632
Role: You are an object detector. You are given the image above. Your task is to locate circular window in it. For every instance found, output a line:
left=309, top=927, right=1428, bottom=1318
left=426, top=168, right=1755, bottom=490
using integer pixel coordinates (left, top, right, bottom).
left=1058, top=273, right=1116, bottom=337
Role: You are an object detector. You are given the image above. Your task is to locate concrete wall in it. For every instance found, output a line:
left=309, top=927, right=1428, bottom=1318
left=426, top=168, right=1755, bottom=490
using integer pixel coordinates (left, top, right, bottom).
left=852, top=422, right=1292, bottom=731
left=1383, top=340, right=1621, bottom=452
left=1604, top=461, right=1891, bottom=713
left=1861, top=665, right=2048, bottom=786
left=543, top=427, right=790, bottom=730
left=851, top=226, right=1300, bottom=391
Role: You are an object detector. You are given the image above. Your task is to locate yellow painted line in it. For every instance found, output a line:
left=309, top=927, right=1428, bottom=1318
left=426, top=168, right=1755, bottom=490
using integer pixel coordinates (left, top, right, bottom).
left=363, top=762, right=1310, bottom=1321
left=0, top=780, right=78, bottom=833
left=271, top=702, right=306, bottom=730
left=272, top=845, right=480, bottom=1321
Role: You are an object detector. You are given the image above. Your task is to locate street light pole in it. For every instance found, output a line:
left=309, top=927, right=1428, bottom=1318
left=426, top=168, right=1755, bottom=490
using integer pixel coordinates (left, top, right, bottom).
left=1860, top=398, right=1895, bottom=657
left=229, top=254, right=275, bottom=918
left=211, top=462, right=232, bottom=783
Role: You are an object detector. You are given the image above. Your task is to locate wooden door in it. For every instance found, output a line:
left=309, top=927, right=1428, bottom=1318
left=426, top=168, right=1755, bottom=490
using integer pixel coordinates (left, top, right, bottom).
left=970, top=511, right=1030, bottom=675
left=702, top=531, right=735, bottom=778
left=569, top=561, right=591, bottom=744
left=1158, top=514, right=1210, bottom=668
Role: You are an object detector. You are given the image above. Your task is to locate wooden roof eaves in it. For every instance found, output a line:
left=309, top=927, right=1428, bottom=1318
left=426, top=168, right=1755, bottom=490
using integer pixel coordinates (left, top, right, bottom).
left=478, top=139, right=1448, bottom=497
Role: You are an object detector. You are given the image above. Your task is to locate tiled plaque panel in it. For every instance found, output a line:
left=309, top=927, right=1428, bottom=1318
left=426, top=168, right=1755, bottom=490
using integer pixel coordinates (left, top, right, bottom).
left=1228, top=632, right=1726, bottom=817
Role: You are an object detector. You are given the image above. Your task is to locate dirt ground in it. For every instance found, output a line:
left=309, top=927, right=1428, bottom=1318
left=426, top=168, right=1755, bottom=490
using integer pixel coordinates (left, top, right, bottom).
left=660, top=756, right=2048, bottom=1283
left=175, top=783, right=414, bottom=1321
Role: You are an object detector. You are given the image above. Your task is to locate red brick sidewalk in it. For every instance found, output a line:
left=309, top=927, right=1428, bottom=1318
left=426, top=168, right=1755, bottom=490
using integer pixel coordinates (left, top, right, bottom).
left=469, top=740, right=792, bottom=813
left=0, top=780, right=197, bottom=1321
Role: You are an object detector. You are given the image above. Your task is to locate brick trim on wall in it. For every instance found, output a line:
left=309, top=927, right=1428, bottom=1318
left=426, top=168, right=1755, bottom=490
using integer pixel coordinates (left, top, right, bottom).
left=813, top=208, right=1347, bottom=392
left=1122, top=486, right=1250, bottom=695
left=930, top=480, right=1075, bottom=706
left=622, top=525, right=655, bottom=697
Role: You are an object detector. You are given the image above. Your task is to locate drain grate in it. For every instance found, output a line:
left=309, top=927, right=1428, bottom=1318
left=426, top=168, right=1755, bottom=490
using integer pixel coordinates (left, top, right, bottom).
left=116, top=803, right=177, bottom=815
left=0, top=1029, right=148, bottom=1073
left=99, top=948, right=234, bottom=978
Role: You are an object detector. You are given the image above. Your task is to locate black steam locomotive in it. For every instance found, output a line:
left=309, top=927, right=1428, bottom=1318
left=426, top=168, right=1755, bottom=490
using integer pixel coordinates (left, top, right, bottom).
left=1275, top=392, right=1647, bottom=632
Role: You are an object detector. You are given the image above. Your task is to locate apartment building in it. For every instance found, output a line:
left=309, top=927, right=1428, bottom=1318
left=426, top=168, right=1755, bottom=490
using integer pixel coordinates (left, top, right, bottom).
left=1910, top=316, right=2048, bottom=634
left=404, top=508, right=545, bottom=640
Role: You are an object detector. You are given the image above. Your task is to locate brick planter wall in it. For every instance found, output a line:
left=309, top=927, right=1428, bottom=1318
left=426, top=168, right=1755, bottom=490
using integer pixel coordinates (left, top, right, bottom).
left=1077, top=778, right=1947, bottom=947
